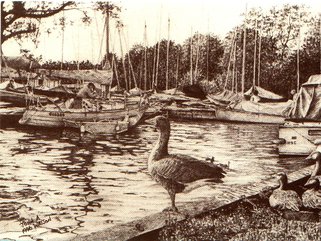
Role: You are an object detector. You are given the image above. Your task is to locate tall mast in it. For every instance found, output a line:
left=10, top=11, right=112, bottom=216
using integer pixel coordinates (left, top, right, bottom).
left=144, top=22, right=148, bottom=90
left=224, top=30, right=236, bottom=90
left=258, top=25, right=262, bottom=87
left=117, top=22, right=128, bottom=90
left=232, top=36, right=237, bottom=93
left=166, top=17, right=171, bottom=90
left=253, top=19, right=257, bottom=86
left=190, top=27, right=193, bottom=85
left=296, top=11, right=301, bottom=93
left=241, top=5, right=247, bottom=94
left=319, top=15, right=321, bottom=73
left=105, top=2, right=110, bottom=68
left=194, top=32, right=200, bottom=81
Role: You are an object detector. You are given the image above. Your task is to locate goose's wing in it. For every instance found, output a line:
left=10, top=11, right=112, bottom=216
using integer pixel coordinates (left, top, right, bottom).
left=303, top=190, right=321, bottom=209
left=151, top=154, right=225, bottom=183
left=269, top=190, right=302, bottom=211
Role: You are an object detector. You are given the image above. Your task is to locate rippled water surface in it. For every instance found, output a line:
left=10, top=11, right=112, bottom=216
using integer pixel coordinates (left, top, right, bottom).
left=0, top=118, right=309, bottom=240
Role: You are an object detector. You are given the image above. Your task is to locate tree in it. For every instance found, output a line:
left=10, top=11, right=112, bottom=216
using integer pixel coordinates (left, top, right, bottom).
left=1, top=1, right=75, bottom=45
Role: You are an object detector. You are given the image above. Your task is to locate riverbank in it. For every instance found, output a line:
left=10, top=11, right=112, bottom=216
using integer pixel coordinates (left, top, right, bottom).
left=70, top=164, right=315, bottom=241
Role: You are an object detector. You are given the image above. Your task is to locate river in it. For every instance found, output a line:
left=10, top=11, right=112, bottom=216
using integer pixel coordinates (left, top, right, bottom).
left=0, top=119, right=309, bottom=240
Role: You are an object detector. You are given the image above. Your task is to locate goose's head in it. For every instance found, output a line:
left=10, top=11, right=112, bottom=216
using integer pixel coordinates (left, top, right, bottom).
left=147, top=115, right=170, bottom=132
left=304, top=177, right=320, bottom=189
left=155, top=116, right=170, bottom=131
left=305, top=151, right=321, bottom=163
left=275, top=172, right=288, bottom=187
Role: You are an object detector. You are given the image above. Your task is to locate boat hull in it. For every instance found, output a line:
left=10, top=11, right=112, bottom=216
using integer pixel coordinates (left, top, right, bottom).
left=278, top=121, right=321, bottom=156
left=19, top=101, right=147, bottom=128
left=163, top=106, right=285, bottom=124
left=0, top=89, right=48, bottom=106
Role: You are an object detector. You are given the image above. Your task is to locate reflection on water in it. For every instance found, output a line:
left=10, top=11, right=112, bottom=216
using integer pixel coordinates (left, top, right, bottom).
left=0, top=119, right=310, bottom=240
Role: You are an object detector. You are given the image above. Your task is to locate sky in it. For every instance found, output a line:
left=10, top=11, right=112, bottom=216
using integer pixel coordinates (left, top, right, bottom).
left=2, top=0, right=321, bottom=64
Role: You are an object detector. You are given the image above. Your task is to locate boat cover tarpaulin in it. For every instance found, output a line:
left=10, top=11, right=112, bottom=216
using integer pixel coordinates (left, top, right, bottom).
left=244, top=86, right=284, bottom=101
left=233, top=100, right=292, bottom=116
left=207, top=89, right=243, bottom=106
left=49, top=70, right=113, bottom=85
left=288, top=74, right=321, bottom=119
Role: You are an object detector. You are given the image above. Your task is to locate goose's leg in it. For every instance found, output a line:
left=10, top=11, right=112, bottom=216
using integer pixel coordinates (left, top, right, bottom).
left=163, top=188, right=178, bottom=212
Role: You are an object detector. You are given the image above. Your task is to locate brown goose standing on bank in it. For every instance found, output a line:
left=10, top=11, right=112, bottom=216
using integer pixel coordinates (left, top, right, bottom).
left=305, top=151, right=321, bottom=185
left=302, top=177, right=321, bottom=209
left=148, top=116, right=225, bottom=211
left=269, top=172, right=302, bottom=211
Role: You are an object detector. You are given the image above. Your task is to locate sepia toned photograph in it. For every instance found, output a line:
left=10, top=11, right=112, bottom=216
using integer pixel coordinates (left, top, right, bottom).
left=1, top=0, right=321, bottom=240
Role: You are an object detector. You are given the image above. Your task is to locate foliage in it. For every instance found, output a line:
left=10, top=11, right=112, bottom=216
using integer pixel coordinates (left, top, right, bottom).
left=159, top=198, right=321, bottom=241
left=1, top=1, right=75, bottom=44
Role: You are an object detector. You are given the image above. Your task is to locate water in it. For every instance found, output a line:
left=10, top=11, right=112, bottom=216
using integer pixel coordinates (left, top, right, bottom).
left=0, top=119, right=310, bottom=240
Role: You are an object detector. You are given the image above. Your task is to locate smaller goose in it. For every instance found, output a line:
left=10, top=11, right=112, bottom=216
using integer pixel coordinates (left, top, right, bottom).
left=269, top=172, right=302, bottom=211
left=302, top=177, right=321, bottom=209
left=305, top=151, right=321, bottom=185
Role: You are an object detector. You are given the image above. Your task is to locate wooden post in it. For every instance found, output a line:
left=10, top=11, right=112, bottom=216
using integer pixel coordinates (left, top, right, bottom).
left=190, top=27, right=193, bottom=85
left=144, top=22, right=148, bottom=90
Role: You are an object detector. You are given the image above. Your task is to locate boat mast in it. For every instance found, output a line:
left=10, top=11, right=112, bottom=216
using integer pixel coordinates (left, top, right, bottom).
left=194, top=32, right=200, bottom=82
left=104, top=2, right=110, bottom=69
left=257, top=24, right=262, bottom=87
left=190, top=27, right=193, bottom=85
left=232, top=36, right=237, bottom=93
left=253, top=19, right=257, bottom=86
left=296, top=11, right=301, bottom=93
left=241, top=5, right=247, bottom=94
left=224, top=30, right=236, bottom=90
left=117, top=22, right=128, bottom=90
left=165, top=17, right=171, bottom=90
left=144, top=22, right=148, bottom=90
left=319, top=15, right=321, bottom=73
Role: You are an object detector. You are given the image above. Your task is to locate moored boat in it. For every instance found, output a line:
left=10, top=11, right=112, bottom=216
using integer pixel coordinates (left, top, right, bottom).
left=276, top=75, right=321, bottom=156
left=18, top=97, right=148, bottom=128
left=163, top=103, right=285, bottom=124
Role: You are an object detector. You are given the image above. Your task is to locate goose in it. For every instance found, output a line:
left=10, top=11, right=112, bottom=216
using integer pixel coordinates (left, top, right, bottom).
left=302, top=177, right=321, bottom=209
left=305, top=151, right=321, bottom=185
left=269, top=172, right=302, bottom=211
left=148, top=116, right=225, bottom=212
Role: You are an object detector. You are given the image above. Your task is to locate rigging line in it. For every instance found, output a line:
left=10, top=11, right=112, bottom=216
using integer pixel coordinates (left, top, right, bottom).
left=98, top=18, right=107, bottom=67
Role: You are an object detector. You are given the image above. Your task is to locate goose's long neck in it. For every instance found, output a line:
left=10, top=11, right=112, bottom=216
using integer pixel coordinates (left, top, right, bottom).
left=311, top=160, right=321, bottom=177
left=278, top=177, right=287, bottom=190
left=149, top=127, right=170, bottom=162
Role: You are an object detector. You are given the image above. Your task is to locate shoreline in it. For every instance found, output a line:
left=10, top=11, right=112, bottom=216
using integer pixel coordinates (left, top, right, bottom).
left=70, top=164, right=314, bottom=241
